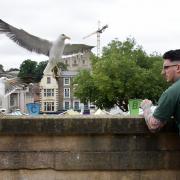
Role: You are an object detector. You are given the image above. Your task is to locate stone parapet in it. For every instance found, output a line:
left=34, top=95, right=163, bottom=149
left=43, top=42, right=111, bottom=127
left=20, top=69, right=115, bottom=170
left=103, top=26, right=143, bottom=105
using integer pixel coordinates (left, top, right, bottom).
left=0, top=115, right=179, bottom=179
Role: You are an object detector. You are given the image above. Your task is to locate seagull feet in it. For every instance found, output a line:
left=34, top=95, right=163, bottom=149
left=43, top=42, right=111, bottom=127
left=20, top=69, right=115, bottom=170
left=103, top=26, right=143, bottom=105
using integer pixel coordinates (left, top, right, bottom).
left=52, top=66, right=61, bottom=78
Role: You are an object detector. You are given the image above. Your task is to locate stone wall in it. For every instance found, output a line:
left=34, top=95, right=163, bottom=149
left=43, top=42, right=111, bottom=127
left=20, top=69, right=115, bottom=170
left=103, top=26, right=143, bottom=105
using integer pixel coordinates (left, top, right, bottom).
left=0, top=115, right=179, bottom=180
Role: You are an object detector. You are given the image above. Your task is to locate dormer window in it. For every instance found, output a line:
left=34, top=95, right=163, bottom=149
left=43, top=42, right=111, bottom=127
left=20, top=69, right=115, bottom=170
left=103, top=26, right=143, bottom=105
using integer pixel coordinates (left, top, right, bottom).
left=64, top=78, right=70, bottom=86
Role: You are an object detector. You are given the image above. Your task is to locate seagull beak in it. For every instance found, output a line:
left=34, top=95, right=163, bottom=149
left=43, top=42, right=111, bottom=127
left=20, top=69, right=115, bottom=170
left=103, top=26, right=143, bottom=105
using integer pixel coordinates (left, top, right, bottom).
left=65, top=36, right=71, bottom=40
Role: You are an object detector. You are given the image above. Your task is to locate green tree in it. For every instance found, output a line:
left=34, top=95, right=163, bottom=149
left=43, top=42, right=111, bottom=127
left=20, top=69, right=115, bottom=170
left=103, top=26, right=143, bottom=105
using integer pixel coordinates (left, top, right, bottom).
left=18, top=59, right=37, bottom=83
left=34, top=60, right=68, bottom=82
left=73, top=70, right=98, bottom=104
left=57, top=62, right=68, bottom=71
left=18, top=59, right=68, bottom=83
left=34, top=60, right=48, bottom=82
left=74, top=38, right=167, bottom=111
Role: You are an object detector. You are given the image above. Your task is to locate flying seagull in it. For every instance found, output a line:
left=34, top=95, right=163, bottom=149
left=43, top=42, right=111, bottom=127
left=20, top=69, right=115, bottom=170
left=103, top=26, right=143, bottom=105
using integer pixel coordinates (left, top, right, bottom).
left=0, top=19, right=94, bottom=76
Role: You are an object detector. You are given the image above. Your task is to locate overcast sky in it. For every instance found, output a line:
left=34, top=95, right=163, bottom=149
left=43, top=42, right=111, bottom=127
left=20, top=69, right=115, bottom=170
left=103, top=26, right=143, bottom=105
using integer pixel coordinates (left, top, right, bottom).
left=1, top=0, right=180, bottom=70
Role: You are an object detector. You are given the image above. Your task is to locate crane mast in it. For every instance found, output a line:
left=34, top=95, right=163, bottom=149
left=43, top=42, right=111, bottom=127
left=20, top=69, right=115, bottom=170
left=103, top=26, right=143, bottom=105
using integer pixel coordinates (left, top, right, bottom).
left=83, top=21, right=108, bottom=57
left=97, top=21, right=101, bottom=57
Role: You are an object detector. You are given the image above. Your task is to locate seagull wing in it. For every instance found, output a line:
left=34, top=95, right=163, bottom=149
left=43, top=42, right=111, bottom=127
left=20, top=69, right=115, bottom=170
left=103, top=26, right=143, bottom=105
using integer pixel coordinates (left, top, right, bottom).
left=63, top=44, right=94, bottom=55
left=0, top=19, right=52, bottom=56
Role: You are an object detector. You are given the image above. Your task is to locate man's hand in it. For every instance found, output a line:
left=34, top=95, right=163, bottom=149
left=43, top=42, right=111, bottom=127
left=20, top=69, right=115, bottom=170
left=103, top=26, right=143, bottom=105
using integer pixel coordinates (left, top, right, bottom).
left=140, top=99, right=152, bottom=110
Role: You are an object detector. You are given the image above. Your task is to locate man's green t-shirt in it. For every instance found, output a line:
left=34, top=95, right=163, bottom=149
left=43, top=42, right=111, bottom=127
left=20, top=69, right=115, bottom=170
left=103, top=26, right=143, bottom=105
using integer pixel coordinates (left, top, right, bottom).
left=153, top=78, right=180, bottom=125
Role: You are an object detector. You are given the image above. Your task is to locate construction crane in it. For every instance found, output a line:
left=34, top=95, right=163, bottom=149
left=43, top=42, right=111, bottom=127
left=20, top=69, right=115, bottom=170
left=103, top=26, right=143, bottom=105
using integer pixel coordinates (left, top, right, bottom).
left=83, top=21, right=108, bottom=57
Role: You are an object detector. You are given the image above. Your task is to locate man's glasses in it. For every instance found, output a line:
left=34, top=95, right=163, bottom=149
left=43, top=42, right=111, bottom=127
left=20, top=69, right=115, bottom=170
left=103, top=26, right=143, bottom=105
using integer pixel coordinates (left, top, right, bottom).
left=163, top=64, right=179, bottom=70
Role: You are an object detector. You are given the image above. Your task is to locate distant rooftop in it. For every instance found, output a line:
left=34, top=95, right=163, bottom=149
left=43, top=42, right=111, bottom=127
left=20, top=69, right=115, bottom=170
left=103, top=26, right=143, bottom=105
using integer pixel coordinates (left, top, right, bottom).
left=0, top=70, right=19, bottom=79
left=61, top=71, right=78, bottom=77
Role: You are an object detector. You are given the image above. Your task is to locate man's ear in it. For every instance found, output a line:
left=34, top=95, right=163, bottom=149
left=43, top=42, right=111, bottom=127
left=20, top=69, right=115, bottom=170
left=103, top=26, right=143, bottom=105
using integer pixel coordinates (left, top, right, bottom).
left=177, top=64, right=180, bottom=73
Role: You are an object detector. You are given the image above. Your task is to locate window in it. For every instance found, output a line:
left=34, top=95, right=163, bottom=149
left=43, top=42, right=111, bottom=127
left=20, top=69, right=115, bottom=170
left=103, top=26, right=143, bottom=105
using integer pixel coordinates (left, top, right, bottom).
left=64, top=101, right=70, bottom=110
left=44, top=89, right=54, bottom=97
left=73, top=59, right=78, bottom=66
left=10, top=97, right=15, bottom=106
left=44, top=102, right=55, bottom=111
left=47, top=77, right=51, bottom=84
left=74, top=101, right=80, bottom=110
left=64, top=88, right=70, bottom=98
left=10, top=94, right=18, bottom=107
left=64, top=78, right=70, bottom=86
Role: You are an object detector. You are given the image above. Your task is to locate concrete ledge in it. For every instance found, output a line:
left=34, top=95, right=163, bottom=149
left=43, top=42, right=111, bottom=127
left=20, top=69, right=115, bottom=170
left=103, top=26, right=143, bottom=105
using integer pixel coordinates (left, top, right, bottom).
left=0, top=115, right=179, bottom=178
left=0, top=115, right=178, bottom=135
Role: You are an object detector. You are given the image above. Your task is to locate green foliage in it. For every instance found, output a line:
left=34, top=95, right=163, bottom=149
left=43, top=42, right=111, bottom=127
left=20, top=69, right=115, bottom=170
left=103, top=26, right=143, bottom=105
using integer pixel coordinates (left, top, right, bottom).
left=18, top=59, right=38, bottom=83
left=57, top=62, right=68, bottom=71
left=18, top=59, right=68, bottom=83
left=73, top=70, right=98, bottom=104
left=74, top=38, right=168, bottom=111
left=34, top=61, right=48, bottom=82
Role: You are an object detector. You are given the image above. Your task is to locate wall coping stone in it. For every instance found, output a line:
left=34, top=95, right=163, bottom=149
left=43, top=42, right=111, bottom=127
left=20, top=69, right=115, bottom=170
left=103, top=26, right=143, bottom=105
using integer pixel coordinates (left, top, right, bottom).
left=0, top=115, right=178, bottom=135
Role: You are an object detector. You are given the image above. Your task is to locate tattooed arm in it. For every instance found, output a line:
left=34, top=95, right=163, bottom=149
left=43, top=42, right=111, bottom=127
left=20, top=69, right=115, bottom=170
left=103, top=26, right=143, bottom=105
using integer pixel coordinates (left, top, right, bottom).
left=141, top=99, right=165, bottom=132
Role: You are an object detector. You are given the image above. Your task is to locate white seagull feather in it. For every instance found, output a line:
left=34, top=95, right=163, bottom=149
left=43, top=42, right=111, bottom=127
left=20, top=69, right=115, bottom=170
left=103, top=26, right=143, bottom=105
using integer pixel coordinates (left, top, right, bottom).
left=0, top=19, right=94, bottom=76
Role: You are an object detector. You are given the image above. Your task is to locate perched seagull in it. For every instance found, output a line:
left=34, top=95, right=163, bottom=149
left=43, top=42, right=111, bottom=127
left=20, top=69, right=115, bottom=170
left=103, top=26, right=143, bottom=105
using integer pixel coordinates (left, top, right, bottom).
left=0, top=19, right=94, bottom=76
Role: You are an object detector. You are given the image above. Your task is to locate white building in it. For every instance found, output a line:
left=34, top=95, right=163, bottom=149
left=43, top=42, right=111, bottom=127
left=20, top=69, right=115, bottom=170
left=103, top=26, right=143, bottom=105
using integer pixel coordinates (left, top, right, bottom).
left=0, top=79, right=35, bottom=114
left=39, top=52, right=92, bottom=113
left=39, top=73, right=58, bottom=113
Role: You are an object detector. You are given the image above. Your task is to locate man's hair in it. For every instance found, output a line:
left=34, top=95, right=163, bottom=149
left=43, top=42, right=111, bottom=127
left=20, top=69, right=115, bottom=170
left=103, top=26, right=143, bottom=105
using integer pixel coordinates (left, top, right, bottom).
left=163, top=49, right=180, bottom=61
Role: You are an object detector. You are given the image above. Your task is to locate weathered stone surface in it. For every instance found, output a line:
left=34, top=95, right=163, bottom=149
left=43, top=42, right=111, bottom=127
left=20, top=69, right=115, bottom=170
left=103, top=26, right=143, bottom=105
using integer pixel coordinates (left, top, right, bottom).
left=0, top=134, right=179, bottom=152
left=0, top=152, right=53, bottom=169
left=0, top=116, right=178, bottom=135
left=140, top=170, right=177, bottom=180
left=0, top=143, right=179, bottom=170
left=54, top=151, right=180, bottom=170
left=0, top=116, right=179, bottom=179
left=0, top=170, right=179, bottom=180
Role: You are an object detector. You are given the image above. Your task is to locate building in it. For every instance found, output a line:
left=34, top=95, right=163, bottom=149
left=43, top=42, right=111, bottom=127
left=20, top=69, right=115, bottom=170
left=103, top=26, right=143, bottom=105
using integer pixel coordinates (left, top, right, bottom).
left=39, top=73, right=58, bottom=113
left=58, top=71, right=81, bottom=111
left=63, top=52, right=91, bottom=71
left=0, top=67, right=40, bottom=114
left=39, top=52, right=92, bottom=113
left=0, top=79, right=36, bottom=114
